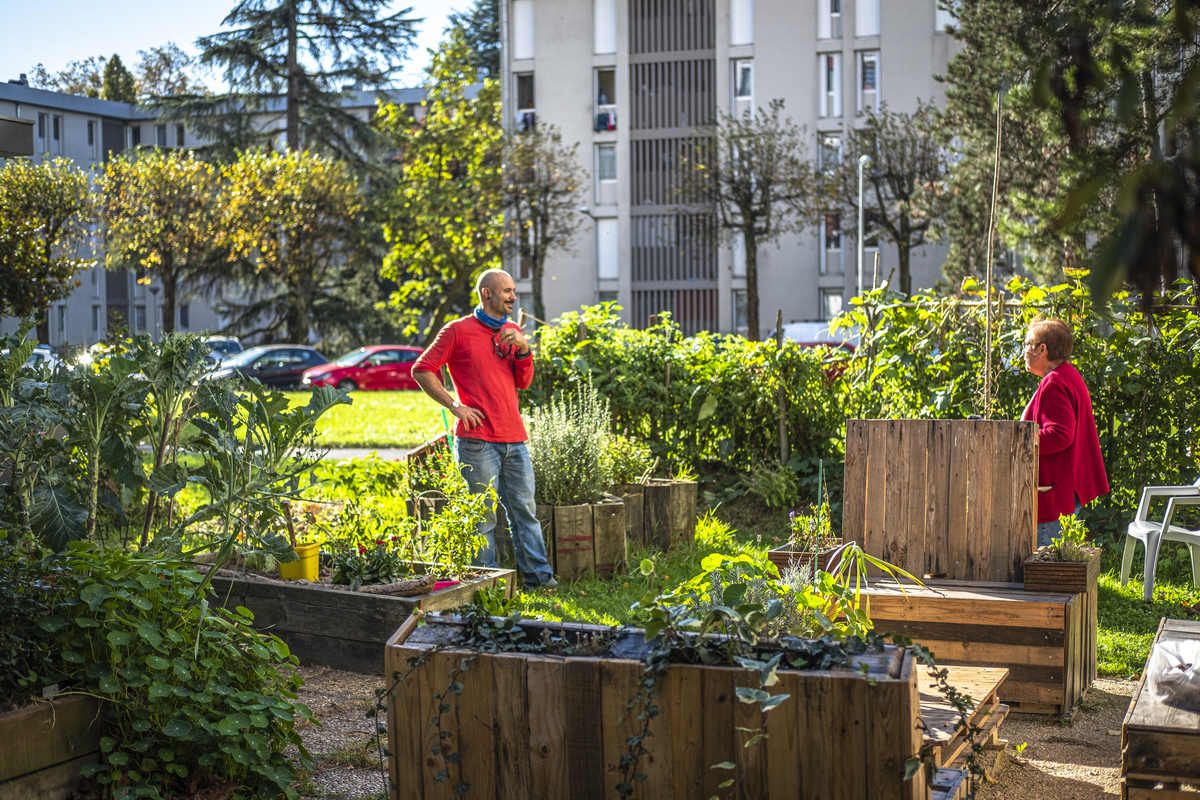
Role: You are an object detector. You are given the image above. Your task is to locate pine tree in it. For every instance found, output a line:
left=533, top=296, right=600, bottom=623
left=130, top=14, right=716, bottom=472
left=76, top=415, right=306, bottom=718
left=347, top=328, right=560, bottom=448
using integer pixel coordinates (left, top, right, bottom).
left=449, top=0, right=500, bottom=79
left=101, top=54, right=137, bottom=103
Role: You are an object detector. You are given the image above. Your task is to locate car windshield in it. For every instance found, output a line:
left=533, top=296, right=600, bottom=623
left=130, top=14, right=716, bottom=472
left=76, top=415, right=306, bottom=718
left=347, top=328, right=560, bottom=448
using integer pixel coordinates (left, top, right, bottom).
left=207, top=339, right=242, bottom=355
left=333, top=348, right=370, bottom=367
left=221, top=346, right=270, bottom=368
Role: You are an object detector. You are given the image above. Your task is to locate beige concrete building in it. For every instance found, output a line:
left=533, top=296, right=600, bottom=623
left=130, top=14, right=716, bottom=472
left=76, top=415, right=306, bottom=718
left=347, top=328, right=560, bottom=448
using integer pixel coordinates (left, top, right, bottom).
left=503, top=0, right=960, bottom=336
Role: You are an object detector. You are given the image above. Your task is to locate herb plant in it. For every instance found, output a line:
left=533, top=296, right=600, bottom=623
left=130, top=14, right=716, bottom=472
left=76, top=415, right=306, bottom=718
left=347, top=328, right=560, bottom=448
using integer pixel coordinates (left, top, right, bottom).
left=1046, top=514, right=1096, bottom=562
left=527, top=379, right=613, bottom=505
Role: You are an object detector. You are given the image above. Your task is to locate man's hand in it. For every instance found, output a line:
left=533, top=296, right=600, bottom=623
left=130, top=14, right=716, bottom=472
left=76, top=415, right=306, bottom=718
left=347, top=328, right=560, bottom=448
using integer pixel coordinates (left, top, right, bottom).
left=497, top=325, right=531, bottom=356
left=453, top=404, right=486, bottom=430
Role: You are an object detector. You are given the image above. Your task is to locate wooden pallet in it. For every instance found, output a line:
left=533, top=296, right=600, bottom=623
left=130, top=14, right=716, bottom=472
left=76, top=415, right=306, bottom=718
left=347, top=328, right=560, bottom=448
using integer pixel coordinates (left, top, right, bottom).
left=931, top=768, right=970, bottom=800
left=920, top=664, right=1010, bottom=784
left=865, top=579, right=1094, bottom=715
left=1122, top=618, right=1200, bottom=798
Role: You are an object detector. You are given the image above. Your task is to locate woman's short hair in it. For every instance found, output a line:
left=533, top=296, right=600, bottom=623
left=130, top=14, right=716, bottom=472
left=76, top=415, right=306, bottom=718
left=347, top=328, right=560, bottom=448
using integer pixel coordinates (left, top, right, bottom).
left=1029, top=318, right=1074, bottom=361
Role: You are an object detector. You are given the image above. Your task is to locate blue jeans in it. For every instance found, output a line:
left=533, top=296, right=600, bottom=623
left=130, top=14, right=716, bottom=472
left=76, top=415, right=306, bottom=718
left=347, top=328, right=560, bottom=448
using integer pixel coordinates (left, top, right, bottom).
left=1037, top=502, right=1082, bottom=547
left=455, top=438, right=554, bottom=587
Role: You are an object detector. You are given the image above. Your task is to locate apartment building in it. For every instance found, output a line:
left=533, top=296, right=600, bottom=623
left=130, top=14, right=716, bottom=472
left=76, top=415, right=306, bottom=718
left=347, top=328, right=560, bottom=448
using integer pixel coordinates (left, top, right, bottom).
left=0, top=78, right=427, bottom=349
left=502, top=0, right=960, bottom=336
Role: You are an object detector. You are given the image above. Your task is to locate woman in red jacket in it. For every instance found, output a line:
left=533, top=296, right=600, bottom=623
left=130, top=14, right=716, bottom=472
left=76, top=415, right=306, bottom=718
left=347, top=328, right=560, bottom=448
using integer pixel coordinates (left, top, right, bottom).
left=1021, top=318, right=1110, bottom=546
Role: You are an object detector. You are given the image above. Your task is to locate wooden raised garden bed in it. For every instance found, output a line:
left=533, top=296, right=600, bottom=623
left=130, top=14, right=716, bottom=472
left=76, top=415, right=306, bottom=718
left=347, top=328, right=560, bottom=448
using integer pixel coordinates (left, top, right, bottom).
left=211, top=564, right=514, bottom=674
left=535, top=497, right=627, bottom=581
left=863, top=579, right=1095, bottom=716
left=385, top=615, right=934, bottom=800
left=1024, top=548, right=1101, bottom=595
left=1121, top=618, right=1200, bottom=799
left=643, top=478, right=697, bottom=551
left=0, top=694, right=102, bottom=799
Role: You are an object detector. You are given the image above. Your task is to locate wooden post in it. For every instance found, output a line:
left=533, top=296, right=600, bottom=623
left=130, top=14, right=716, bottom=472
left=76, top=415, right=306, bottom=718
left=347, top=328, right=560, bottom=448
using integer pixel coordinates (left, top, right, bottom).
left=776, top=308, right=789, bottom=464
left=553, top=504, right=595, bottom=579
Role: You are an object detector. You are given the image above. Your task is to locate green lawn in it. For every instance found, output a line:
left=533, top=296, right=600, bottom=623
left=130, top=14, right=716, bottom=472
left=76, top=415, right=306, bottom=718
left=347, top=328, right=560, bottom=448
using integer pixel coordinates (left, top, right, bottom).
left=286, top=390, right=448, bottom=448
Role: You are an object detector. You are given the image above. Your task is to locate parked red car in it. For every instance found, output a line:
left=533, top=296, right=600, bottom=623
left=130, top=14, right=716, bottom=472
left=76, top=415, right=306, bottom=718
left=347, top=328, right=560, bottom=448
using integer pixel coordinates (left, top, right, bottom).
left=301, top=345, right=423, bottom=391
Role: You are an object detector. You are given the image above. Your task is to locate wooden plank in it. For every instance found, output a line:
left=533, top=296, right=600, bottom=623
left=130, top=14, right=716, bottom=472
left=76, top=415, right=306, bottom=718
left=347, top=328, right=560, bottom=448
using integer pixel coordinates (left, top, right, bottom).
left=946, top=421, right=972, bottom=582
left=563, top=659, right=605, bottom=800
left=831, top=673, right=869, bottom=800
left=865, top=592, right=1067, bottom=629
left=0, top=695, right=101, bottom=784
left=766, top=670, right=803, bottom=800
left=593, top=498, right=627, bottom=578
left=553, top=504, right=595, bottom=580
left=386, top=646, right=425, bottom=800
left=536, top=503, right=555, bottom=567
left=881, top=420, right=911, bottom=573
left=873, top=619, right=1067, bottom=648
left=661, top=663, right=704, bottom=799
left=600, top=658, right=646, bottom=800
left=526, top=657, right=569, bottom=799
left=643, top=479, right=672, bottom=551
left=842, top=419, right=869, bottom=543
left=925, top=420, right=952, bottom=579
left=667, top=480, right=697, bottom=549
left=865, top=671, right=908, bottom=800
left=732, top=669, right=767, bottom=799
left=991, top=423, right=1017, bottom=583
left=454, top=654, right=496, bottom=800
left=490, top=653, right=531, bottom=799
left=964, top=421, right=995, bottom=581
left=863, top=420, right=892, bottom=567
left=699, top=667, right=735, bottom=800
left=908, top=638, right=1064, bottom=668
left=419, top=649, right=458, bottom=800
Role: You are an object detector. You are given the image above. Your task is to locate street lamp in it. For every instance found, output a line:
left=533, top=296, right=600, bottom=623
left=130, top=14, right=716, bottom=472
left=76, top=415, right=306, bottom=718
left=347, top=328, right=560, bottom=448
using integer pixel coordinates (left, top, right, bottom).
left=856, top=154, right=871, bottom=298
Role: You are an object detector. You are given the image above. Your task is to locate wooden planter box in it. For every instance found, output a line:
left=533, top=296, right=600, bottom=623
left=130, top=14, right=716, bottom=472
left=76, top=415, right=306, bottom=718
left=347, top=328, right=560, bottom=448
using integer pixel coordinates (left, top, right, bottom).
left=864, top=579, right=1095, bottom=716
left=616, top=484, right=645, bottom=548
left=535, top=497, right=627, bottom=581
left=643, top=478, right=697, bottom=551
left=1122, top=618, right=1200, bottom=799
left=1024, top=548, right=1101, bottom=595
left=843, top=420, right=1038, bottom=582
left=385, top=616, right=929, bottom=800
left=211, top=564, right=514, bottom=674
left=0, top=695, right=102, bottom=799
left=767, top=537, right=844, bottom=574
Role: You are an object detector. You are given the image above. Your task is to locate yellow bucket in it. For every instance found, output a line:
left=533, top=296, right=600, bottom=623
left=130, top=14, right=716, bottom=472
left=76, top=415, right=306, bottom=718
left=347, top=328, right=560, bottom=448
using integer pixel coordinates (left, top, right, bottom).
left=279, top=542, right=320, bottom=581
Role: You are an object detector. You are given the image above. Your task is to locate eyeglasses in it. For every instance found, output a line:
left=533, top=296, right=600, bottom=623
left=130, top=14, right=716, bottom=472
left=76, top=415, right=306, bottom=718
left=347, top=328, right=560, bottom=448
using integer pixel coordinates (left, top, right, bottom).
left=1023, top=340, right=1044, bottom=351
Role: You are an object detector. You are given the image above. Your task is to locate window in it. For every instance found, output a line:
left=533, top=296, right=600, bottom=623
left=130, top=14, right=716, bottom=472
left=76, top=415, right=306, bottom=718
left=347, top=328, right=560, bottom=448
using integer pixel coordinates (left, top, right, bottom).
left=176, top=124, right=185, bottom=147
left=820, top=289, right=844, bottom=320
left=857, top=50, right=880, bottom=113
left=515, top=73, right=536, bottom=131
left=733, top=59, right=753, bottom=100
left=52, top=115, right=61, bottom=141
left=935, top=4, right=957, bottom=31
left=37, top=113, right=46, bottom=140
left=595, top=68, right=616, bottom=131
left=731, top=232, right=746, bottom=277
left=156, top=124, right=167, bottom=147
left=91, top=305, right=100, bottom=332
left=369, top=350, right=404, bottom=366
left=596, top=144, right=617, bottom=182
left=863, top=208, right=881, bottom=249
left=596, top=218, right=619, bottom=280
left=56, top=305, right=66, bottom=337
left=87, top=120, right=95, bottom=146
left=818, top=0, right=843, bottom=38
left=597, top=290, right=618, bottom=304
left=594, top=0, right=616, bottom=53
left=732, top=289, right=748, bottom=334
left=512, top=0, right=534, bottom=60
left=179, top=303, right=190, bottom=329
left=730, top=0, right=754, bottom=45
left=134, top=304, right=147, bottom=332
left=856, top=0, right=880, bottom=36
left=820, top=213, right=843, bottom=275
left=820, top=53, right=842, bottom=117
left=818, top=133, right=842, bottom=171
left=130, top=125, right=141, bottom=147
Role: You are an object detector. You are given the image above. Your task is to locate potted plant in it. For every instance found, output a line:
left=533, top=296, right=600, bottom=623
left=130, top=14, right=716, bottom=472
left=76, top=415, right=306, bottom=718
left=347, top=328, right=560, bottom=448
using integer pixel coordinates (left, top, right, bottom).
left=768, top=500, right=844, bottom=574
left=1023, top=514, right=1101, bottom=594
left=277, top=501, right=325, bottom=581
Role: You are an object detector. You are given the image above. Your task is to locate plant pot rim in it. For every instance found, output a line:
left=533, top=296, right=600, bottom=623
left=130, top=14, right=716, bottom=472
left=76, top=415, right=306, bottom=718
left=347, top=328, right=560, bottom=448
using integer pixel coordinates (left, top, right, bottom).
left=1024, top=545, right=1101, bottom=564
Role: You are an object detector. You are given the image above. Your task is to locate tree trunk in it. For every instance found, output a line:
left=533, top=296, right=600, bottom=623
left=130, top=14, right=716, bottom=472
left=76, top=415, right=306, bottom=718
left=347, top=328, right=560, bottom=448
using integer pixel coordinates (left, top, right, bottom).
left=532, top=244, right=546, bottom=324
left=745, top=228, right=760, bottom=341
left=285, top=0, right=301, bottom=151
left=897, top=218, right=912, bottom=295
left=161, top=262, right=177, bottom=334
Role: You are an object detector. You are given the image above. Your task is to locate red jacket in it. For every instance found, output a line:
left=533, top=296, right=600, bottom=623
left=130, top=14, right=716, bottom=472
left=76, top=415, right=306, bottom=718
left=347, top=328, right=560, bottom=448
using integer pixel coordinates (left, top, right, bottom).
left=412, top=316, right=534, bottom=443
left=1021, top=361, right=1110, bottom=523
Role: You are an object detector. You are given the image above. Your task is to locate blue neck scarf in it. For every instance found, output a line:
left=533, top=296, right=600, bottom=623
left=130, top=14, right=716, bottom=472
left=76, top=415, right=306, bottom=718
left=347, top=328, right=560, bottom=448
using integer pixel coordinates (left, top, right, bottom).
left=473, top=305, right=508, bottom=330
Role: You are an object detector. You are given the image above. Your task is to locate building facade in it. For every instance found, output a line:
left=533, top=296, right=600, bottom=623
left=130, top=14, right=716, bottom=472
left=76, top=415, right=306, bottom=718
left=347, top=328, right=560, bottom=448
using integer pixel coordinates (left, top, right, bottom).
left=502, top=0, right=959, bottom=336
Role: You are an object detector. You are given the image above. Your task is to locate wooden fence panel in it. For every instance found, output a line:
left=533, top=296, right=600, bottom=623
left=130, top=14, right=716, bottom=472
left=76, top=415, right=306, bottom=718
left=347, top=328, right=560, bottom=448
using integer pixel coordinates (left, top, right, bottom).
left=844, top=419, right=1037, bottom=582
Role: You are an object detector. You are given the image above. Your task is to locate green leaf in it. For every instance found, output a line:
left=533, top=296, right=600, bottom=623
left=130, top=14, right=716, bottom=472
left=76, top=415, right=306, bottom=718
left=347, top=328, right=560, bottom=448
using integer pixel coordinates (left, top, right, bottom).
left=80, top=583, right=111, bottom=610
left=163, top=719, right=192, bottom=738
left=136, top=622, right=163, bottom=647
left=145, top=655, right=170, bottom=671
left=98, top=675, right=120, bottom=695
left=106, top=630, right=133, bottom=648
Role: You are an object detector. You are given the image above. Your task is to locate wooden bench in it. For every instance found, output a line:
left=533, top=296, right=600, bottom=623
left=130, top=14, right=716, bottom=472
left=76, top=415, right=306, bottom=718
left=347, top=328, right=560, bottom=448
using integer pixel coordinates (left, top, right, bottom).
left=864, top=580, right=1095, bottom=715
left=1122, top=618, right=1200, bottom=798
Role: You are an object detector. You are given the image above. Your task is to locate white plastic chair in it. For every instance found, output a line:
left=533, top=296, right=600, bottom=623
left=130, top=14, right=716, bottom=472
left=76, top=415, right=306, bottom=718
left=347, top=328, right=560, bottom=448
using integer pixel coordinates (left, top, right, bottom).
left=1121, top=477, right=1200, bottom=602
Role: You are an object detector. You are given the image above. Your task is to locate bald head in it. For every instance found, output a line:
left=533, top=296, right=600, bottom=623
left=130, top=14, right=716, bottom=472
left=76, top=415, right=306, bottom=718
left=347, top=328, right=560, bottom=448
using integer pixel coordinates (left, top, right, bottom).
left=476, top=269, right=517, bottom=318
left=476, top=269, right=513, bottom=301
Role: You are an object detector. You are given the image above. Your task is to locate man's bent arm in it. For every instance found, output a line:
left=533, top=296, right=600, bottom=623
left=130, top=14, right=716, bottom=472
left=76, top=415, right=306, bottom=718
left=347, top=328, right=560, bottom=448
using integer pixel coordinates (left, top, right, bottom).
left=414, top=369, right=456, bottom=408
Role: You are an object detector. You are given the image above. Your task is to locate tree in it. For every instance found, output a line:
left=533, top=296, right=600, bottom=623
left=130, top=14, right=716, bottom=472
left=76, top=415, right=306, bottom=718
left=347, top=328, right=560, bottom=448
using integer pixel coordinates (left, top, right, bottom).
left=501, top=125, right=584, bottom=323
left=101, top=54, right=137, bottom=103
left=135, top=43, right=203, bottom=102
left=219, top=149, right=365, bottom=342
left=0, top=159, right=95, bottom=338
left=101, top=149, right=222, bottom=334
left=941, top=0, right=1200, bottom=302
left=378, top=28, right=503, bottom=345
left=165, top=0, right=416, bottom=161
left=679, top=99, right=817, bottom=340
left=448, top=0, right=500, bottom=79
left=823, top=101, right=950, bottom=295
left=29, top=56, right=107, bottom=97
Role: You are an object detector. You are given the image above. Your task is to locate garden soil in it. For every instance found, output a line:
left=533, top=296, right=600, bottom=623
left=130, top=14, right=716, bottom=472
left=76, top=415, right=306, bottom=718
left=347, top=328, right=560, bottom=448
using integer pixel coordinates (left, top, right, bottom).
left=297, top=667, right=1137, bottom=799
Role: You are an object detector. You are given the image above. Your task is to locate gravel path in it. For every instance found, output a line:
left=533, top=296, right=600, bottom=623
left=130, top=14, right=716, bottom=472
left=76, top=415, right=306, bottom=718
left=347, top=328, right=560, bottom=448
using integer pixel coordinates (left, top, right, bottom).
left=296, top=667, right=1139, bottom=799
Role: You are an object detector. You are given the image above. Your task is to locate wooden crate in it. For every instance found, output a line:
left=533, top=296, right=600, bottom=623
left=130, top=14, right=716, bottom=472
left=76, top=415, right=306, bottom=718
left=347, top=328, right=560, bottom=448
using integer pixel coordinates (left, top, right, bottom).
left=843, top=419, right=1038, bottom=583
left=864, top=580, right=1094, bottom=715
left=1023, top=549, right=1101, bottom=595
left=211, top=564, right=514, bottom=674
left=643, top=478, right=697, bottom=551
left=0, top=695, right=101, bottom=799
left=920, top=665, right=1010, bottom=785
left=385, top=616, right=930, bottom=800
left=537, top=498, right=627, bottom=581
left=1122, top=618, right=1200, bottom=798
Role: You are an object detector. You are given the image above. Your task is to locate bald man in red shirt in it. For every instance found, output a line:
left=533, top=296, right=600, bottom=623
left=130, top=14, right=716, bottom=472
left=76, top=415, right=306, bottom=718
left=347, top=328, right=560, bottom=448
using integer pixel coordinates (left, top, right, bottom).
left=412, top=269, right=556, bottom=590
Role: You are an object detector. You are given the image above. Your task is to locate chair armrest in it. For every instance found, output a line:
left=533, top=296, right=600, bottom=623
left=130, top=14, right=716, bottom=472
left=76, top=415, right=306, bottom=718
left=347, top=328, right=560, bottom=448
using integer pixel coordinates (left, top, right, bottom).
left=1163, top=495, right=1200, bottom=533
left=1137, top=485, right=1200, bottom=520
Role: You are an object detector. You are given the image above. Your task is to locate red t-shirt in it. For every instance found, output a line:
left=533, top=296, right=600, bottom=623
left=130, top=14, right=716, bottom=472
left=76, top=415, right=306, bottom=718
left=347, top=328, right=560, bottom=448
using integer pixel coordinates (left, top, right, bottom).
left=412, top=316, right=534, bottom=443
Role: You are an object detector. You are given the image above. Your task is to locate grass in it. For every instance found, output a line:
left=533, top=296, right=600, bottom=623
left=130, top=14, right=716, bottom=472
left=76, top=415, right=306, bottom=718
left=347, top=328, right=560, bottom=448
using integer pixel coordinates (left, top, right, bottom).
left=285, top=390, right=447, bottom=449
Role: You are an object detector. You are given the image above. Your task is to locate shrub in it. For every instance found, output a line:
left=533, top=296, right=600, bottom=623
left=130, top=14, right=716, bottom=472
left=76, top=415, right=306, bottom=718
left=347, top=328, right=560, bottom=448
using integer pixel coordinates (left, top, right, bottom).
left=0, top=541, right=66, bottom=710
left=602, top=434, right=656, bottom=487
left=527, top=379, right=613, bottom=505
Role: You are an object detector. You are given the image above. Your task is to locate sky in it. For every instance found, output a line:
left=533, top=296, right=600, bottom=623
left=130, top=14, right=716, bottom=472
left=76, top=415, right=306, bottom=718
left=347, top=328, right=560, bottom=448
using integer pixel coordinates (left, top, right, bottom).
left=0, top=0, right=460, bottom=89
